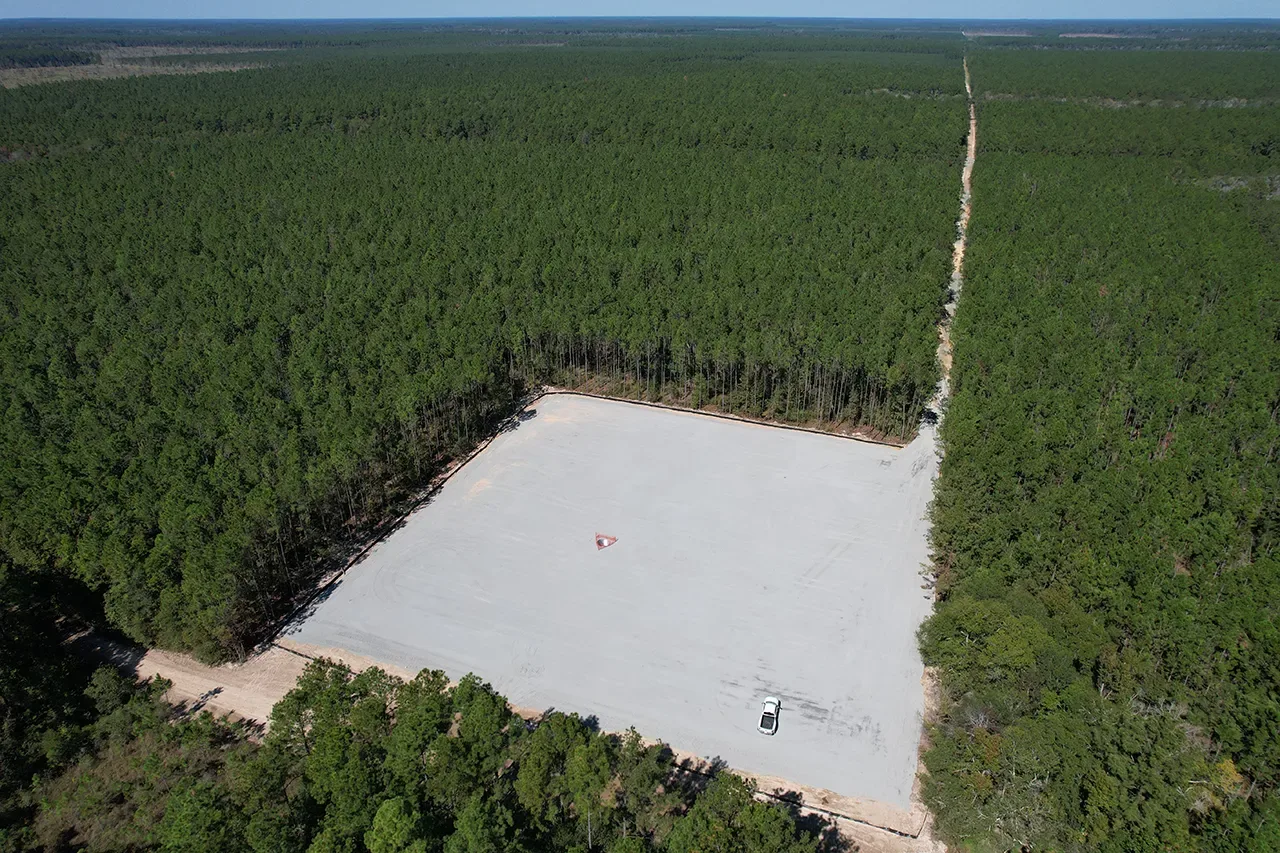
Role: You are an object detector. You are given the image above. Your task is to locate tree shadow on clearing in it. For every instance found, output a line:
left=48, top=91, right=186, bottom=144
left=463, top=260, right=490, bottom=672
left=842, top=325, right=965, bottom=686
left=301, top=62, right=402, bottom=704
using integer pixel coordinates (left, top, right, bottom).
left=263, top=395, right=544, bottom=654
left=770, top=788, right=857, bottom=852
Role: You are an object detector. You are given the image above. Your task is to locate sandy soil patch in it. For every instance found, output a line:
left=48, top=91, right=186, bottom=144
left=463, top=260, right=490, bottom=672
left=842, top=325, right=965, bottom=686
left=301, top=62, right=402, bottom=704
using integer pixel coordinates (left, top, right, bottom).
left=1060, top=32, right=1154, bottom=39
left=0, top=61, right=264, bottom=88
left=97, top=45, right=286, bottom=61
left=0, top=45, right=285, bottom=88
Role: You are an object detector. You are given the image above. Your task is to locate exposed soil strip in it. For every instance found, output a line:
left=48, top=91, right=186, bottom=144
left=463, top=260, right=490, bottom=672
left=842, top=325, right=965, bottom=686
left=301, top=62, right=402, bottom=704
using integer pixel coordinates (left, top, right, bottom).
left=906, top=56, right=980, bottom=853
left=0, top=45, right=284, bottom=88
left=540, top=387, right=909, bottom=447
left=980, top=92, right=1274, bottom=109
left=0, top=61, right=265, bottom=88
left=932, top=57, right=977, bottom=409
left=668, top=751, right=930, bottom=841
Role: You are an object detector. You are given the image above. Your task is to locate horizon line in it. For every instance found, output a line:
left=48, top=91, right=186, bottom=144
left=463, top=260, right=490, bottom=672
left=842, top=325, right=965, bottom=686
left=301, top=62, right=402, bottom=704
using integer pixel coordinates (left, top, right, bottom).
left=3, top=15, right=1279, bottom=22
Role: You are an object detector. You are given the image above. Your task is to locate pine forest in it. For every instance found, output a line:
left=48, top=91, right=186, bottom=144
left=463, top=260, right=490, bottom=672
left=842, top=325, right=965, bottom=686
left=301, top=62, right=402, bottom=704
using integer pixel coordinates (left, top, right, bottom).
left=1, top=19, right=1278, bottom=853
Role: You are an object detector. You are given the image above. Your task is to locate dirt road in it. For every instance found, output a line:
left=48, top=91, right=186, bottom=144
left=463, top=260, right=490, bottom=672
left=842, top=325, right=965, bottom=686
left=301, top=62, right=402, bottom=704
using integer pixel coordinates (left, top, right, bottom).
left=933, top=57, right=978, bottom=405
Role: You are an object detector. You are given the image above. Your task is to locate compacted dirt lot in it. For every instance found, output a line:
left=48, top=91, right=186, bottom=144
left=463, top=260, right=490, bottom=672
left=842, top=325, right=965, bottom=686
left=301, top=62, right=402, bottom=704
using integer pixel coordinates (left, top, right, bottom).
left=288, top=393, right=938, bottom=810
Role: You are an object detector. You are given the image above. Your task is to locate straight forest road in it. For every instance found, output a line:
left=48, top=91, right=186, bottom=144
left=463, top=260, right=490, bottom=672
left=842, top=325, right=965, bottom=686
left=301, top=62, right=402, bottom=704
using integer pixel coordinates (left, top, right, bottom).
left=934, top=56, right=977, bottom=401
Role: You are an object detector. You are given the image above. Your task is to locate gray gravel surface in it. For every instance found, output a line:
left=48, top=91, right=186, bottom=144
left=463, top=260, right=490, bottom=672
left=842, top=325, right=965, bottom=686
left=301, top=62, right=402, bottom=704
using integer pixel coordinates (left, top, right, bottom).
left=289, top=394, right=937, bottom=807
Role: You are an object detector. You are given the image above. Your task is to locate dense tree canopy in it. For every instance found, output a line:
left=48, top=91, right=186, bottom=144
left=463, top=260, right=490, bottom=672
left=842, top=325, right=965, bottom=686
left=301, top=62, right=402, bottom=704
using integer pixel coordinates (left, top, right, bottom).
left=0, top=32, right=963, bottom=659
left=18, top=658, right=821, bottom=853
left=4, top=19, right=1280, bottom=853
left=920, top=46, right=1280, bottom=852
left=970, top=46, right=1280, bottom=101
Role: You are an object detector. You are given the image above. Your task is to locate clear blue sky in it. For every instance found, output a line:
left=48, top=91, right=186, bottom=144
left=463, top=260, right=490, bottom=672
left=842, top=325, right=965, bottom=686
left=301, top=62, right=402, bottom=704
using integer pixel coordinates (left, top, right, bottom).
left=1, top=1, right=1274, bottom=20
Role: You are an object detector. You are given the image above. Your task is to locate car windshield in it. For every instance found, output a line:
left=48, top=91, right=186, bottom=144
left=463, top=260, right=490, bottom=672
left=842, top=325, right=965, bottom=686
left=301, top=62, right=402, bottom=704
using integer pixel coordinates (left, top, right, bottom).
left=760, top=713, right=775, bottom=728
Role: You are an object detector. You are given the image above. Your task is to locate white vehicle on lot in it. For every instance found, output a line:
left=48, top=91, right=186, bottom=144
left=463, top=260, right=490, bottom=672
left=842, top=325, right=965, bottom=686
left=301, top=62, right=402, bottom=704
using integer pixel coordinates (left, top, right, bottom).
left=757, top=696, right=781, bottom=735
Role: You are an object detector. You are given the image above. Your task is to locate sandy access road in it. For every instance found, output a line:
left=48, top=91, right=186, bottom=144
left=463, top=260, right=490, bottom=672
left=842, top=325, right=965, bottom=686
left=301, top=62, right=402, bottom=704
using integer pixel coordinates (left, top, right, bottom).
left=933, top=57, right=977, bottom=404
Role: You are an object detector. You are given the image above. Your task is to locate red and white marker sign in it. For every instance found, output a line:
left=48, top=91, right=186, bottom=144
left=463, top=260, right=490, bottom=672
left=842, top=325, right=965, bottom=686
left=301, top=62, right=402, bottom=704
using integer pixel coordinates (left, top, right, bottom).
left=595, top=533, right=618, bottom=550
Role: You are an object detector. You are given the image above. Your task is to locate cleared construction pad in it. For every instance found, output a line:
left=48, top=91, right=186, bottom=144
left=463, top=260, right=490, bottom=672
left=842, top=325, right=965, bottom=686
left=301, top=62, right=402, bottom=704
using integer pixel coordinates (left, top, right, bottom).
left=288, top=394, right=936, bottom=809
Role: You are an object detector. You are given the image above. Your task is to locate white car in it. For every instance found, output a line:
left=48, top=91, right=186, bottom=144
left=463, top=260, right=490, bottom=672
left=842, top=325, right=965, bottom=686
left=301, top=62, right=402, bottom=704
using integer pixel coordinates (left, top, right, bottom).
left=757, top=696, right=781, bottom=735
